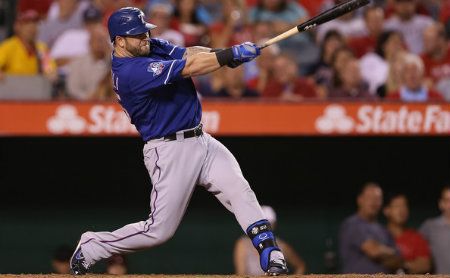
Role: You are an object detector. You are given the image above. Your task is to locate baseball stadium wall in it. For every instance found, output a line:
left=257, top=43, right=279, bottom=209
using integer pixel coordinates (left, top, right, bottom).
left=1, top=101, right=449, bottom=274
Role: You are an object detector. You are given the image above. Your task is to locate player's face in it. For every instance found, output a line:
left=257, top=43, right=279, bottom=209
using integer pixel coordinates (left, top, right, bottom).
left=123, top=32, right=150, bottom=56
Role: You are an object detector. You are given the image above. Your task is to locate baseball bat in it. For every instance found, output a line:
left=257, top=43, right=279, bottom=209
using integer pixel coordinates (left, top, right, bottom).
left=258, top=0, right=371, bottom=49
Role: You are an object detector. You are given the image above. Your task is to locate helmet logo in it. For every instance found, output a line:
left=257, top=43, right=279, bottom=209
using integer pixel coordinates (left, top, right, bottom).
left=119, top=16, right=130, bottom=25
left=138, top=12, right=146, bottom=24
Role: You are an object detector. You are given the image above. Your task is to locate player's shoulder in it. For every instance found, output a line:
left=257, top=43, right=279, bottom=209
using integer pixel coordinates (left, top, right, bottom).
left=151, top=38, right=173, bottom=47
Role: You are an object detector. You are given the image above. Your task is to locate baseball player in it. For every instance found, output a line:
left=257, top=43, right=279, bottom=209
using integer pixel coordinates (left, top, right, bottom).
left=70, top=7, right=288, bottom=276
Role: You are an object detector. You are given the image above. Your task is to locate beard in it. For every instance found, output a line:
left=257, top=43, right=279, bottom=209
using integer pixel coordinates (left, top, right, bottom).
left=125, top=41, right=150, bottom=57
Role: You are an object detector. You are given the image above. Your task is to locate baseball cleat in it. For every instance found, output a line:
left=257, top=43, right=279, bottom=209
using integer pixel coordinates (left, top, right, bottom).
left=265, top=259, right=289, bottom=276
left=70, top=242, right=91, bottom=275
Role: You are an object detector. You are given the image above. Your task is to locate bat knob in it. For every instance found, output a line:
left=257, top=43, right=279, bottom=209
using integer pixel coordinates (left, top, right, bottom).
left=258, top=44, right=268, bottom=50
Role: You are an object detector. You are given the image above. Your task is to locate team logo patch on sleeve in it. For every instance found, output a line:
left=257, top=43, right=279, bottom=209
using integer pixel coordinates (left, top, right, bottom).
left=148, top=62, right=164, bottom=76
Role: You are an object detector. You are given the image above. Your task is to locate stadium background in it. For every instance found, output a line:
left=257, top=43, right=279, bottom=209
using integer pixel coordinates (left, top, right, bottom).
left=1, top=136, right=449, bottom=274
left=1, top=0, right=450, bottom=275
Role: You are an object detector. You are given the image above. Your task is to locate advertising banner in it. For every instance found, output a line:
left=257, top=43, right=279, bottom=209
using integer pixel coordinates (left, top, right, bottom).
left=0, top=102, right=449, bottom=136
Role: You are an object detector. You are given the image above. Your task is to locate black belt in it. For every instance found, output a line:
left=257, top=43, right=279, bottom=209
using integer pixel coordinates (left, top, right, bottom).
left=164, top=125, right=203, bottom=141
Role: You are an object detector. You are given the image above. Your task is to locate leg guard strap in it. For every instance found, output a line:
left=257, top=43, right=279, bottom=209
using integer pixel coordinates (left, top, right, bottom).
left=246, top=220, right=281, bottom=271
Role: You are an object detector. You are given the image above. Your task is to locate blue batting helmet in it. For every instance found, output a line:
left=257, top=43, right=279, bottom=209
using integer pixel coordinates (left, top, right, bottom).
left=107, top=7, right=156, bottom=42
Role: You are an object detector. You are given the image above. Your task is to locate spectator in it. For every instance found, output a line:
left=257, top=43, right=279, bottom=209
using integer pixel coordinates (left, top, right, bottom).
left=328, top=58, right=373, bottom=100
left=348, top=6, right=385, bottom=58
left=247, top=43, right=280, bottom=94
left=420, top=186, right=450, bottom=274
left=197, top=0, right=224, bottom=25
left=440, top=0, right=450, bottom=38
left=339, top=182, right=403, bottom=274
left=316, top=0, right=366, bottom=42
left=421, top=22, right=450, bottom=101
left=262, top=54, right=319, bottom=101
left=17, top=0, right=53, bottom=18
left=147, top=3, right=185, bottom=46
left=311, top=30, right=346, bottom=86
left=248, top=0, right=308, bottom=34
left=376, top=50, right=407, bottom=98
left=38, top=0, right=91, bottom=48
left=234, top=205, right=306, bottom=275
left=301, top=0, right=329, bottom=17
left=251, top=20, right=275, bottom=45
left=92, top=0, right=147, bottom=27
left=316, top=45, right=355, bottom=97
left=387, top=53, right=444, bottom=102
left=249, top=0, right=318, bottom=73
left=211, top=66, right=259, bottom=99
left=383, top=193, right=431, bottom=274
left=66, top=25, right=112, bottom=100
left=50, top=5, right=104, bottom=70
left=360, top=30, right=405, bottom=94
left=106, top=254, right=128, bottom=275
left=384, top=0, right=434, bottom=54
left=51, top=245, right=73, bottom=274
left=0, top=10, right=55, bottom=79
left=209, top=0, right=251, bottom=48
left=171, top=0, right=208, bottom=46
left=326, top=46, right=355, bottom=87
left=243, top=22, right=276, bottom=81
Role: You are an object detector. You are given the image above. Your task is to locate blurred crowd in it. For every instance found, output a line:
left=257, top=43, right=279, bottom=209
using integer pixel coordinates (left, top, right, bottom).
left=49, top=184, right=450, bottom=275
left=338, top=183, right=450, bottom=275
left=1, top=0, right=450, bottom=102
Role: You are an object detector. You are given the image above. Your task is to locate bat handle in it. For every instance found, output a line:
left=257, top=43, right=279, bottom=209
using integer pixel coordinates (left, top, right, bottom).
left=257, top=26, right=300, bottom=50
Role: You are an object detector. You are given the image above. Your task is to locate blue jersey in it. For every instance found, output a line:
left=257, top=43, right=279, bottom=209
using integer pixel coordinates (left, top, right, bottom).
left=111, top=38, right=202, bottom=141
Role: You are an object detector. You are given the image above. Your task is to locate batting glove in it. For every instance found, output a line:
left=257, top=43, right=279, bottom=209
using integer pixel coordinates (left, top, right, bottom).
left=231, top=42, right=261, bottom=63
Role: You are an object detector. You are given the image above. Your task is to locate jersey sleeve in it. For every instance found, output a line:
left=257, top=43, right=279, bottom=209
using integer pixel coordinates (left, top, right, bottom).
left=127, top=57, right=186, bottom=93
left=150, top=38, right=186, bottom=59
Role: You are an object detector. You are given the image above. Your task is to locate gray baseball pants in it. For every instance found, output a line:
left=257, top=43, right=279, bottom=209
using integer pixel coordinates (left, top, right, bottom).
left=78, top=131, right=265, bottom=264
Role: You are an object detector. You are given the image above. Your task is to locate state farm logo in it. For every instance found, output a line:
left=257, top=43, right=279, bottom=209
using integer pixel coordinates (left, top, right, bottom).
left=46, top=104, right=138, bottom=135
left=47, top=105, right=86, bottom=134
left=315, top=104, right=450, bottom=134
left=315, top=105, right=354, bottom=134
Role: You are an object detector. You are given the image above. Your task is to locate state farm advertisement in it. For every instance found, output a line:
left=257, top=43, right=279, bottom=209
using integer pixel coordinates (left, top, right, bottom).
left=315, top=104, right=450, bottom=135
left=0, top=101, right=449, bottom=136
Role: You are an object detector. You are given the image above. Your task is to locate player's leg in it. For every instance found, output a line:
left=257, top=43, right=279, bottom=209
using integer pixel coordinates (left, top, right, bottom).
left=71, top=138, right=206, bottom=274
left=198, top=133, right=288, bottom=275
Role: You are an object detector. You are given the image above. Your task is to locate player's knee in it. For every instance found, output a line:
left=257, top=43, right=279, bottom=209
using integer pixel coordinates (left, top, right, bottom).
left=80, top=231, right=95, bottom=242
left=149, top=225, right=176, bottom=245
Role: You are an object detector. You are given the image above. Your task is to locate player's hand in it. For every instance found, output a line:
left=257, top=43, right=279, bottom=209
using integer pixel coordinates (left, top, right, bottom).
left=231, top=42, right=261, bottom=63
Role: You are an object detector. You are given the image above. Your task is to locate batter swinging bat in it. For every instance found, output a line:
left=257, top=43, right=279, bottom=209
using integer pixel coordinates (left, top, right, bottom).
left=258, top=0, right=371, bottom=49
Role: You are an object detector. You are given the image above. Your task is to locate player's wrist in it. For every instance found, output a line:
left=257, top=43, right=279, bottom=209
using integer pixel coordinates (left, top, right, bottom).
left=215, top=48, right=234, bottom=67
left=210, top=48, right=224, bottom=53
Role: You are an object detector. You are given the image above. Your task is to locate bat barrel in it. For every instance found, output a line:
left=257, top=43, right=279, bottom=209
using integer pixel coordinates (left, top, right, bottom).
left=259, top=0, right=371, bottom=49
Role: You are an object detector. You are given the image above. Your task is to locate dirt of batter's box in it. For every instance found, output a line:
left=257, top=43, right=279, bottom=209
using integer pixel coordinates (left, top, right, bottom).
left=1, top=275, right=450, bottom=278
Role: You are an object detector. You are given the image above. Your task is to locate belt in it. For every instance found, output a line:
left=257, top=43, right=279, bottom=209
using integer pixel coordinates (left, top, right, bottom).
left=164, top=124, right=203, bottom=141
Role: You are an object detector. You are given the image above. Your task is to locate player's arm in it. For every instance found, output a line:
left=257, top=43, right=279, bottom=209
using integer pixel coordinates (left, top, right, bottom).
left=182, top=46, right=212, bottom=59
left=181, top=42, right=260, bottom=77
